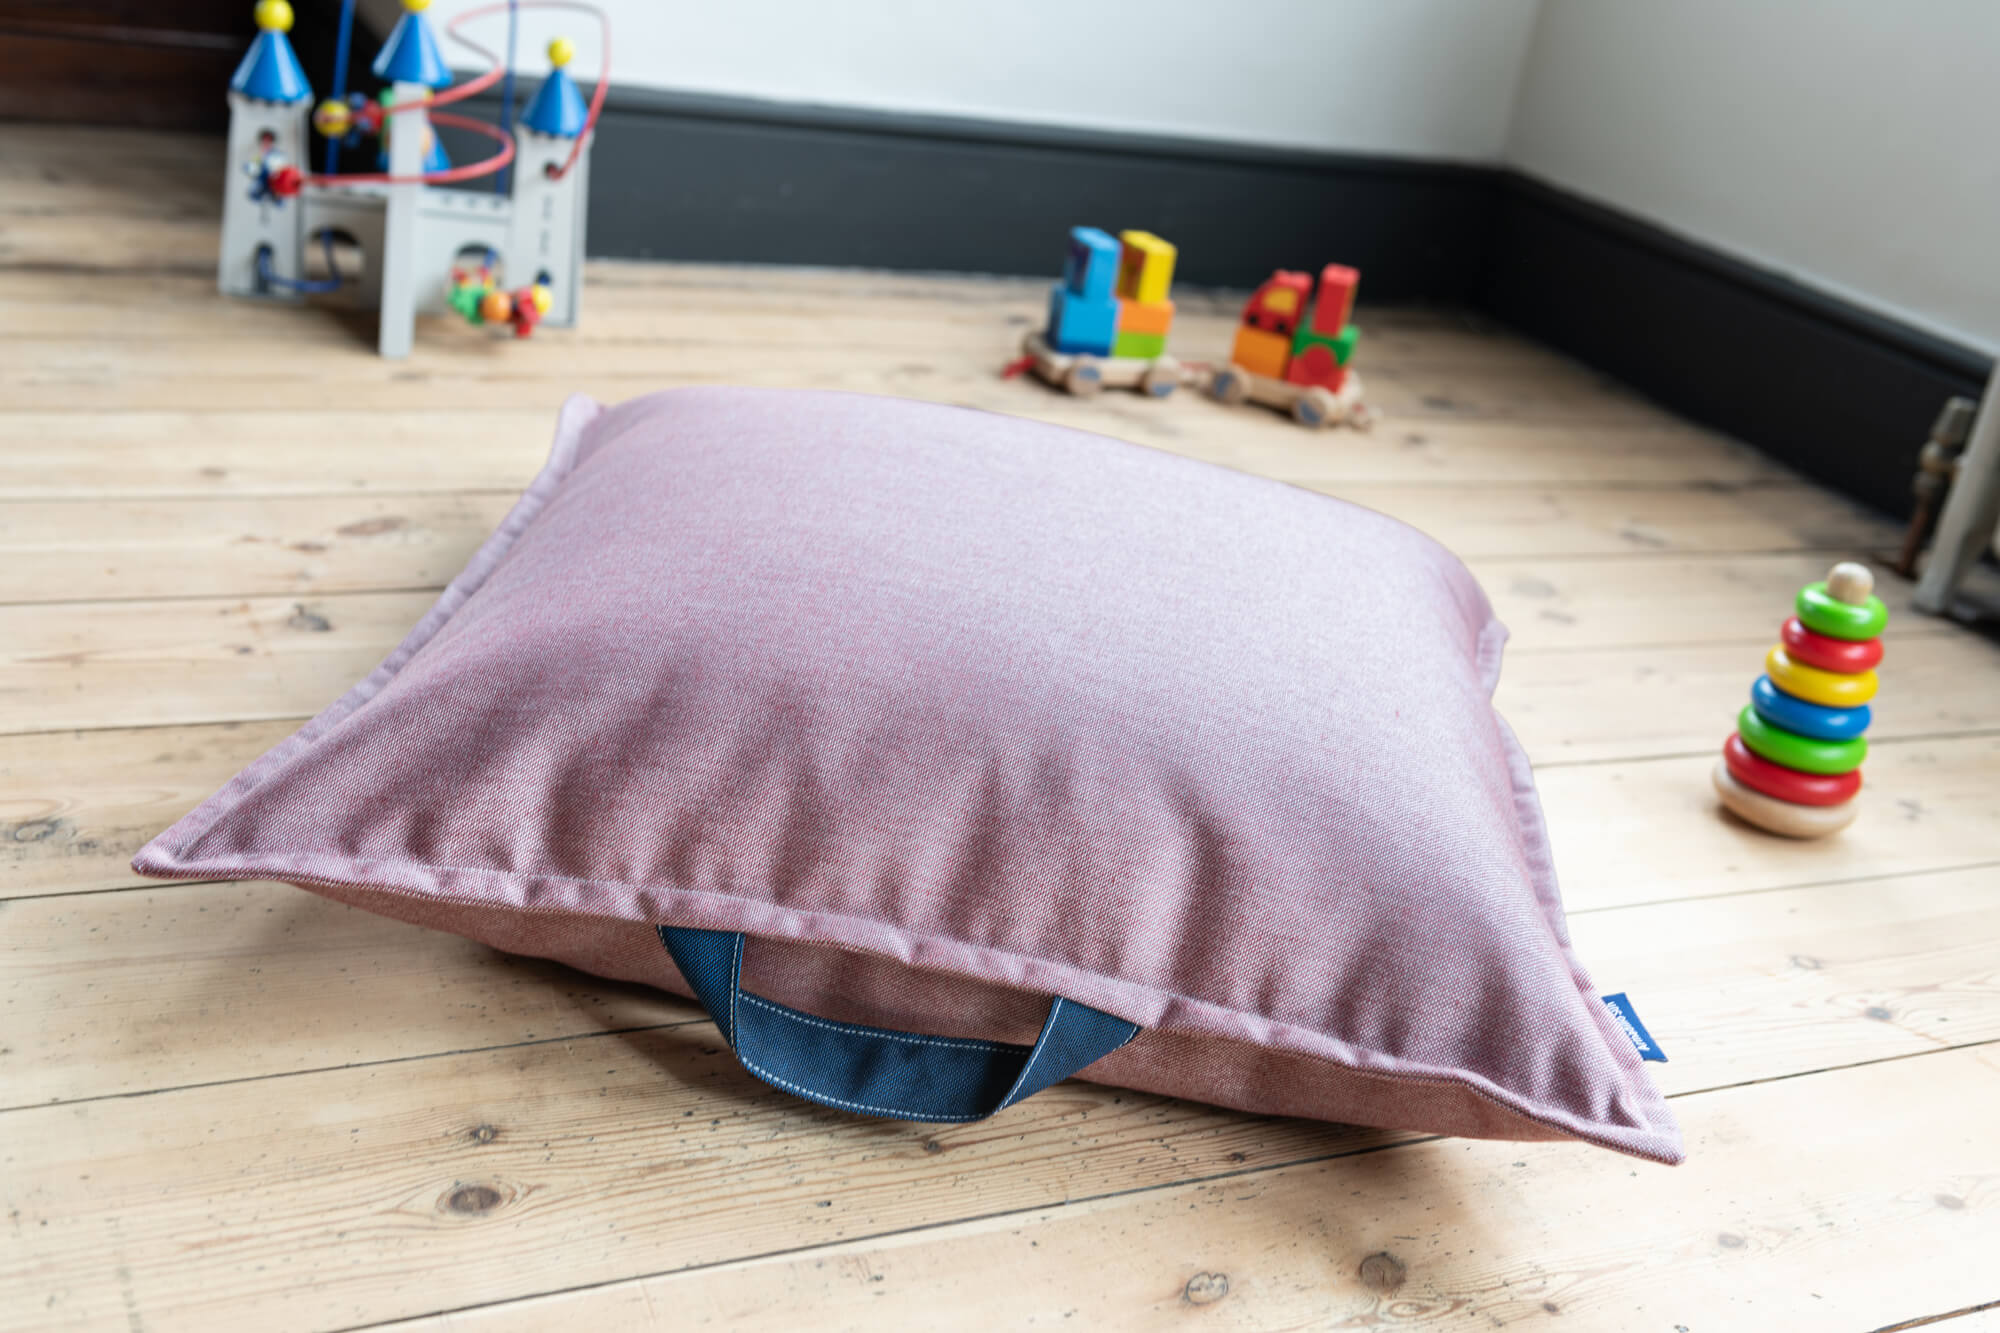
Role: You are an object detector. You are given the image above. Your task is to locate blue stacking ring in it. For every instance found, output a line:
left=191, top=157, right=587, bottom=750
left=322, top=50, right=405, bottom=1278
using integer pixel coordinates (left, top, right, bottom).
left=1750, top=674, right=1871, bottom=741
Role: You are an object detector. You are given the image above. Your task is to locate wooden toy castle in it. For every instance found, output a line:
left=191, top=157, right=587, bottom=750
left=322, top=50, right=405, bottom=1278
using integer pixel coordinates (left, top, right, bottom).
left=218, top=0, right=599, bottom=357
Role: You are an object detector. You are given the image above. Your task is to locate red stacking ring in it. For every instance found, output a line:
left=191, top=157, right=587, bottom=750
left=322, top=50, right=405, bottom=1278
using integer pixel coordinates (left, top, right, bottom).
left=1723, top=733, right=1862, bottom=806
left=1781, top=617, right=1883, bottom=673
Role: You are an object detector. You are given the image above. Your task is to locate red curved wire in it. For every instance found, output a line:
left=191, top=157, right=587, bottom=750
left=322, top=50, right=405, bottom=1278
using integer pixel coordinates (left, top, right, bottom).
left=454, top=1, right=609, bottom=180
left=533, top=2, right=610, bottom=180
left=303, top=110, right=516, bottom=187
left=425, top=5, right=509, bottom=108
left=304, top=0, right=608, bottom=188
left=550, top=41, right=609, bottom=180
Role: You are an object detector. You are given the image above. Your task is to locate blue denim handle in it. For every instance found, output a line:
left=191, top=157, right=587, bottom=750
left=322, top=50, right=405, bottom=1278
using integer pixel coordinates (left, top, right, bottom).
left=657, top=926, right=1139, bottom=1123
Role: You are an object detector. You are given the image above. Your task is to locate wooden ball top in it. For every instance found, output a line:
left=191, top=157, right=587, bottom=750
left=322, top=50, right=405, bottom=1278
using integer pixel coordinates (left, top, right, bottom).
left=1826, top=561, right=1874, bottom=606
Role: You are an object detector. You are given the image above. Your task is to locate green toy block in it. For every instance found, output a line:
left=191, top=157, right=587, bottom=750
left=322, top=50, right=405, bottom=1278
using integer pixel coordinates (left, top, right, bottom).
left=1332, top=323, right=1359, bottom=366
left=1290, top=323, right=1361, bottom=366
left=1113, top=329, right=1168, bottom=360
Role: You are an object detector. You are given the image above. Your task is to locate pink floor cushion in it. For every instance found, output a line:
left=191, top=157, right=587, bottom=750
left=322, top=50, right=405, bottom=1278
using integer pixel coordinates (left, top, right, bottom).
left=134, top=387, right=1682, bottom=1161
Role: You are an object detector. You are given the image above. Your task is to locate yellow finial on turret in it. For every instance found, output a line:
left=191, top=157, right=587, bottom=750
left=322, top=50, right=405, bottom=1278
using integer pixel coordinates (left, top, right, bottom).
left=402, top=0, right=432, bottom=11
left=253, top=0, right=294, bottom=32
left=548, top=36, right=575, bottom=69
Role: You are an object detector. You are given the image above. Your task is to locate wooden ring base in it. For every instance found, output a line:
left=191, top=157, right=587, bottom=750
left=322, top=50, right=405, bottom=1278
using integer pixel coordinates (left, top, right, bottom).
left=1712, top=761, right=1858, bottom=839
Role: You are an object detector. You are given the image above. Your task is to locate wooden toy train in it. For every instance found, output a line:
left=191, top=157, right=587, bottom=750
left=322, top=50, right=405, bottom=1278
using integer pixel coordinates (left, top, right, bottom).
left=1210, top=263, right=1369, bottom=429
left=1016, top=227, right=1371, bottom=428
left=1021, top=227, right=1185, bottom=397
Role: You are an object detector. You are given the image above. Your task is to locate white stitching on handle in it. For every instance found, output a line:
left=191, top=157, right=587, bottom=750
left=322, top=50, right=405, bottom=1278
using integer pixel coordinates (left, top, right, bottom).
left=729, top=931, right=744, bottom=1050
left=661, top=928, right=1130, bottom=1120
left=1008, top=995, right=1064, bottom=1102
left=736, top=995, right=1015, bottom=1053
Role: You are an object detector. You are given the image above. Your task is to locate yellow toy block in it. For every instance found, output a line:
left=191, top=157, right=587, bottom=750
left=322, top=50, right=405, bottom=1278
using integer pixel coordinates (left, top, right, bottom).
left=1117, top=298, right=1174, bottom=337
left=1231, top=325, right=1291, bottom=380
left=1117, top=231, right=1177, bottom=304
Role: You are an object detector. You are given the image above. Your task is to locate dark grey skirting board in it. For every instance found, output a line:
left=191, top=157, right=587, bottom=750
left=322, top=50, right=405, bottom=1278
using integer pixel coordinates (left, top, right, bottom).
left=443, top=83, right=1993, bottom=517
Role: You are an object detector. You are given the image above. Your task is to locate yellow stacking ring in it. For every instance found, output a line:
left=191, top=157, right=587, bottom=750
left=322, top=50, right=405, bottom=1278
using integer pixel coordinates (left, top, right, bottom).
left=1764, top=645, right=1878, bottom=707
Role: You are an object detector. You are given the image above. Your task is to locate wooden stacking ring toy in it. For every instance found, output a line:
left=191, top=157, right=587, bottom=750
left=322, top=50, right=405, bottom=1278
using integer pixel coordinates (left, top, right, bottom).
left=1736, top=705, right=1866, bottom=774
left=1749, top=675, right=1871, bottom=740
left=1722, top=733, right=1862, bottom=805
left=1795, top=582, right=1887, bottom=639
left=1712, top=761, right=1859, bottom=838
left=1715, top=561, right=1880, bottom=840
left=1763, top=646, right=1878, bottom=707
left=1779, top=617, right=1883, bottom=672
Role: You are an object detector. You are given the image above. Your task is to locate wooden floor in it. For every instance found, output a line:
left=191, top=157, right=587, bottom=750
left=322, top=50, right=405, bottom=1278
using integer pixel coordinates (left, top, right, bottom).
left=3, top=125, right=1998, bottom=1332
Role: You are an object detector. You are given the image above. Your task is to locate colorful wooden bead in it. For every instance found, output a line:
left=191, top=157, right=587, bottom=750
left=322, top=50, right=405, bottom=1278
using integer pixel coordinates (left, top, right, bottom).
left=1722, top=732, right=1863, bottom=805
left=313, top=98, right=354, bottom=138
left=1796, top=582, right=1887, bottom=640
left=1749, top=675, right=1871, bottom=740
left=1780, top=616, right=1882, bottom=672
left=1737, top=705, right=1867, bottom=775
left=1764, top=646, right=1878, bottom=706
left=1712, top=761, right=1859, bottom=839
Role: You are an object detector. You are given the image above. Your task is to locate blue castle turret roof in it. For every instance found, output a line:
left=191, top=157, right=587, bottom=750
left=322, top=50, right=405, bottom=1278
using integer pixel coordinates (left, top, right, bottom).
left=230, top=27, right=312, bottom=104
left=522, top=66, right=588, bottom=138
left=373, top=8, right=454, bottom=88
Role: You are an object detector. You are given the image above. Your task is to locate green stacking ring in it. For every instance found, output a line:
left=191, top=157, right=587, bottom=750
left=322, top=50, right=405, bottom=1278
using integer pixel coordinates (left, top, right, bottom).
left=1737, top=705, right=1867, bottom=775
left=1796, top=582, right=1887, bottom=640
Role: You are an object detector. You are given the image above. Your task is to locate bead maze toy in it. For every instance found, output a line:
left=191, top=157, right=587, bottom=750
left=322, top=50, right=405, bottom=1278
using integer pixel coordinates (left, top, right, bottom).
left=1712, top=561, right=1886, bottom=838
left=1207, top=264, right=1371, bottom=429
left=1018, top=227, right=1189, bottom=397
left=219, top=0, right=609, bottom=357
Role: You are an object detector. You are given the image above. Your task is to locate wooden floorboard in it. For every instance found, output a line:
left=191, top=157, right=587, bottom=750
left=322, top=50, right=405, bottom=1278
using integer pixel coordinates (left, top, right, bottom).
left=0, top=412, right=1792, bottom=498
left=3, top=127, right=1995, bottom=1332
left=372, top=1047, right=2000, bottom=1333
left=0, top=481, right=1894, bottom=604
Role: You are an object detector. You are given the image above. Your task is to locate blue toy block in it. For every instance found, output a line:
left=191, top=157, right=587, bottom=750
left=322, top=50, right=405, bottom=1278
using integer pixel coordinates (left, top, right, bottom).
left=1046, top=284, right=1118, bottom=356
left=1062, top=227, right=1122, bottom=302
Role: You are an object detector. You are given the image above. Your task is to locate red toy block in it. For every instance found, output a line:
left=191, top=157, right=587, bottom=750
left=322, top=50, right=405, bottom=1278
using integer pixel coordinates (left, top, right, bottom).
left=1283, top=342, right=1348, bottom=391
left=1241, top=271, right=1312, bottom=337
left=1310, top=264, right=1358, bottom=335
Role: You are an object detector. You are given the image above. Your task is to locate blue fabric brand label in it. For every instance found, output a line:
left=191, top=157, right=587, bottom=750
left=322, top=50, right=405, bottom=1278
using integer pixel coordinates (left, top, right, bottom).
left=1601, top=993, right=1667, bottom=1062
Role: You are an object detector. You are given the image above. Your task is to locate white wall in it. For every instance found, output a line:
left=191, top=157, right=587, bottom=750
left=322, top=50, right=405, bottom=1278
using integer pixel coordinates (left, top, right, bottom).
left=1507, top=0, right=2000, bottom=355
left=419, top=0, right=1543, bottom=161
